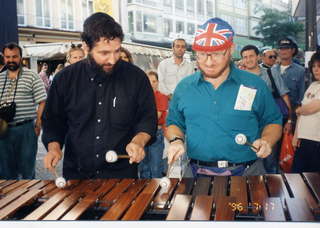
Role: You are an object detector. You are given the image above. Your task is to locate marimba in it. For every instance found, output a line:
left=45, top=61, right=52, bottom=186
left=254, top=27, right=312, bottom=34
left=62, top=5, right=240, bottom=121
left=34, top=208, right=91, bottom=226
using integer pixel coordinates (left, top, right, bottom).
left=0, top=173, right=319, bottom=221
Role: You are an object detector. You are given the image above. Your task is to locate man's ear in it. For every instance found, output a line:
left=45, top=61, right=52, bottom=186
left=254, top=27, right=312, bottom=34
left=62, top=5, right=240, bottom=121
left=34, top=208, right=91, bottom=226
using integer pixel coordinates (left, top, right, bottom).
left=230, top=43, right=235, bottom=55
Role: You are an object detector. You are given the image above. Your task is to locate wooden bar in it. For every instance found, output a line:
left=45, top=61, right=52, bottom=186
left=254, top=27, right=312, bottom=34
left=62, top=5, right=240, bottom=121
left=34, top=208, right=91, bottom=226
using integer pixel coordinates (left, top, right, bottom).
left=263, top=197, right=286, bottom=221
left=190, top=195, right=213, bottom=220
left=0, top=189, right=42, bottom=219
left=286, top=198, right=315, bottom=221
left=211, top=176, right=228, bottom=198
left=0, top=180, right=30, bottom=195
left=0, top=188, right=29, bottom=209
left=100, top=179, right=134, bottom=208
left=192, top=177, right=211, bottom=196
left=284, top=173, right=319, bottom=211
left=174, top=178, right=194, bottom=195
left=100, top=179, right=147, bottom=220
left=247, top=176, right=268, bottom=214
left=121, top=179, right=160, bottom=220
left=302, top=172, right=320, bottom=203
left=214, top=196, right=235, bottom=221
left=229, top=176, right=248, bottom=214
left=166, top=194, right=192, bottom=220
left=265, top=174, right=290, bottom=207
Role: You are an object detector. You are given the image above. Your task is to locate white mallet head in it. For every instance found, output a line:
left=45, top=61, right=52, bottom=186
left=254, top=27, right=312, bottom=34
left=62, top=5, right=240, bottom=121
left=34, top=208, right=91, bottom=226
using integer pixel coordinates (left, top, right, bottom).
left=55, top=177, right=66, bottom=188
left=105, top=150, right=118, bottom=163
left=235, top=133, right=247, bottom=145
left=159, top=177, right=171, bottom=192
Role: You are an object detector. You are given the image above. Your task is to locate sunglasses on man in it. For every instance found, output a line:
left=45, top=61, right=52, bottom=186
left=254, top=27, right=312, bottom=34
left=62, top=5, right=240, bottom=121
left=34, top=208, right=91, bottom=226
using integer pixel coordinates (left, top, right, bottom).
left=267, top=55, right=277, bottom=59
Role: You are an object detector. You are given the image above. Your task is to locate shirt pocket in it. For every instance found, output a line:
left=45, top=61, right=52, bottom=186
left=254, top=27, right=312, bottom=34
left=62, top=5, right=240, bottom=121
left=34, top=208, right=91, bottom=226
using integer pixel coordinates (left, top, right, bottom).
left=109, top=96, right=133, bottom=129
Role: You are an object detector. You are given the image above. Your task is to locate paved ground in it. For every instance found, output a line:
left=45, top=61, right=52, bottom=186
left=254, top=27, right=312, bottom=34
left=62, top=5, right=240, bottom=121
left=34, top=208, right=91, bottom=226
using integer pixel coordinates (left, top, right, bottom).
left=35, top=133, right=62, bottom=179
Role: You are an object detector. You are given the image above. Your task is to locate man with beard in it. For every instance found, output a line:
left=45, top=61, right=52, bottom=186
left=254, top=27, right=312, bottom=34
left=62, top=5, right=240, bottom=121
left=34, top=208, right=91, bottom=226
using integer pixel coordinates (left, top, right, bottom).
left=158, top=38, right=194, bottom=100
left=165, top=18, right=283, bottom=177
left=0, top=42, right=47, bottom=179
left=42, top=13, right=157, bottom=179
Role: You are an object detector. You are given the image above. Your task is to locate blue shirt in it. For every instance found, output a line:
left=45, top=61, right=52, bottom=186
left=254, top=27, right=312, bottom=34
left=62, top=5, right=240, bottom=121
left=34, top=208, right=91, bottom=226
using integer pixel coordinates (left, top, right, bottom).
left=259, top=67, right=289, bottom=96
left=274, top=63, right=305, bottom=107
left=167, top=64, right=282, bottom=163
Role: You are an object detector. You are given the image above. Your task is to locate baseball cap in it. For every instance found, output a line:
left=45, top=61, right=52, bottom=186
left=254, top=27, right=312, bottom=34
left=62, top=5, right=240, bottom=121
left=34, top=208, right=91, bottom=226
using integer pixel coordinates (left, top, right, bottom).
left=278, top=38, right=296, bottom=49
left=192, top=18, right=234, bottom=52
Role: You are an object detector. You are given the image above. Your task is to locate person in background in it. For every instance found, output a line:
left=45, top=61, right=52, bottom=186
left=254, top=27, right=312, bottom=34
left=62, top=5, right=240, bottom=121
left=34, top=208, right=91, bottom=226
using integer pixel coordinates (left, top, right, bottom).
left=66, top=44, right=85, bottom=65
left=261, top=49, right=278, bottom=69
left=165, top=18, right=282, bottom=177
left=0, top=42, right=47, bottom=179
left=139, top=70, right=168, bottom=178
left=49, top=64, right=64, bottom=85
left=292, top=52, right=320, bottom=173
left=120, top=47, right=133, bottom=63
left=158, top=38, right=194, bottom=100
left=39, top=62, right=50, bottom=93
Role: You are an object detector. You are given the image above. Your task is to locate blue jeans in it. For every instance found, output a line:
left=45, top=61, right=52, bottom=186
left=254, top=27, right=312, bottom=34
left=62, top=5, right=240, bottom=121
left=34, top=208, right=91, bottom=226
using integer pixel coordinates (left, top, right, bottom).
left=139, top=129, right=165, bottom=178
left=0, top=121, right=38, bottom=179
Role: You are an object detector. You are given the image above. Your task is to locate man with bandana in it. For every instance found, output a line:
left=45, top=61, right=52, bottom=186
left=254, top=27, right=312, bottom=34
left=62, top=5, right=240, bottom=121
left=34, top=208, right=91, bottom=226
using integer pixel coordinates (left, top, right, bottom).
left=42, top=13, right=157, bottom=179
left=0, top=42, right=47, bottom=179
left=165, top=18, right=283, bottom=177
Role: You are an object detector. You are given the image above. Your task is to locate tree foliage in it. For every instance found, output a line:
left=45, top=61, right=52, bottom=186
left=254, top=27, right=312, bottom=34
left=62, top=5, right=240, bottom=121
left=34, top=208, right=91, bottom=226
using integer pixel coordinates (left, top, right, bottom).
left=254, top=8, right=304, bottom=47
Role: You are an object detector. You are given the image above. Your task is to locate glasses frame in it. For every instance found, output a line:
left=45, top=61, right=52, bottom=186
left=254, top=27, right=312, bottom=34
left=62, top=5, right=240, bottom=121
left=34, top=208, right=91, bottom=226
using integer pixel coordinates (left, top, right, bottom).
left=196, top=48, right=229, bottom=62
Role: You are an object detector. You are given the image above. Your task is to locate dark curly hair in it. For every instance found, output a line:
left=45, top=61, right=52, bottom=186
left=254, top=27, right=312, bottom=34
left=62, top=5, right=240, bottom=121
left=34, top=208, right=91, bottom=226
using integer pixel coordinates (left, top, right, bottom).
left=81, top=13, right=124, bottom=50
left=308, top=51, right=320, bottom=81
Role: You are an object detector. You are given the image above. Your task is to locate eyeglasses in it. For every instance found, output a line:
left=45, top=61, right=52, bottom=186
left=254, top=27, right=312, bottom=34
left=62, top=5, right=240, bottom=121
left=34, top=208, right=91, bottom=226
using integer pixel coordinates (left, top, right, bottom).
left=196, top=49, right=228, bottom=62
left=267, top=55, right=277, bottom=59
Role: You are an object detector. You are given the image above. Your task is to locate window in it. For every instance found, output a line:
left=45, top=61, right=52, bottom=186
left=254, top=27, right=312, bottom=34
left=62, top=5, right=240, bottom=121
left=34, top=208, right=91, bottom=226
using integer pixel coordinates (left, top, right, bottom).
left=186, top=0, right=194, bottom=15
left=176, top=21, right=185, bottom=34
left=163, top=0, right=172, bottom=7
left=175, top=0, right=184, bottom=12
left=82, top=0, right=93, bottom=22
left=136, top=11, right=142, bottom=32
left=197, top=0, right=204, bottom=16
left=144, top=14, right=157, bottom=33
left=17, top=0, right=25, bottom=25
left=235, top=0, right=246, bottom=9
left=128, top=11, right=134, bottom=33
left=206, top=0, right=214, bottom=17
left=35, top=0, right=51, bottom=27
left=234, top=17, right=247, bottom=35
left=163, top=18, right=173, bottom=37
left=143, top=0, right=157, bottom=7
left=220, top=14, right=234, bottom=28
left=60, top=0, right=74, bottom=30
left=187, top=23, right=195, bottom=35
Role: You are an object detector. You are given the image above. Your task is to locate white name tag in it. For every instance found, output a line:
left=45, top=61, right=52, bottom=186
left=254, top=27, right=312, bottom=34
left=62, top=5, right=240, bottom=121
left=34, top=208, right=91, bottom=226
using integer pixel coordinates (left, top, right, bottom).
left=234, top=85, right=257, bottom=111
left=218, top=161, right=228, bottom=168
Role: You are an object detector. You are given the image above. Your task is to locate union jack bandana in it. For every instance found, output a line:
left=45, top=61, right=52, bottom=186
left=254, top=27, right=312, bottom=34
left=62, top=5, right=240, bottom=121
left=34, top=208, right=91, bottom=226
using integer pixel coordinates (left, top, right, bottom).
left=192, top=18, right=234, bottom=52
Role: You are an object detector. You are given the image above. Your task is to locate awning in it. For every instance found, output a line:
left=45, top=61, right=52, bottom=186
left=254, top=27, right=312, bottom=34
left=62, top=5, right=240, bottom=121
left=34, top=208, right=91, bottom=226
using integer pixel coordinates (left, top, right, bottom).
left=294, top=0, right=320, bottom=17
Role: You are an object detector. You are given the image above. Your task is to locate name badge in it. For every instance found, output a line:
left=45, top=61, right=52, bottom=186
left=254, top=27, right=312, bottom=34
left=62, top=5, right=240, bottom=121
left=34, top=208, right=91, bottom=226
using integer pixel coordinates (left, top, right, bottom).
left=234, top=85, right=257, bottom=111
left=218, top=161, right=228, bottom=168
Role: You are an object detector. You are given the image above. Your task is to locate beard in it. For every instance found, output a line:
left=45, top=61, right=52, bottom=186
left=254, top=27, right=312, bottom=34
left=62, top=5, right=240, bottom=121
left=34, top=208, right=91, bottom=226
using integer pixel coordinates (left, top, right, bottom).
left=6, top=62, right=20, bottom=71
left=87, top=53, right=119, bottom=76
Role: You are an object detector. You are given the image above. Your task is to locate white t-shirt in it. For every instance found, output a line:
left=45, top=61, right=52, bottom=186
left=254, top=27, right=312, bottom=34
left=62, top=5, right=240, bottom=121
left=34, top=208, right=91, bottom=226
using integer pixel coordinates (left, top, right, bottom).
left=297, top=81, right=320, bottom=142
left=280, top=65, right=290, bottom=74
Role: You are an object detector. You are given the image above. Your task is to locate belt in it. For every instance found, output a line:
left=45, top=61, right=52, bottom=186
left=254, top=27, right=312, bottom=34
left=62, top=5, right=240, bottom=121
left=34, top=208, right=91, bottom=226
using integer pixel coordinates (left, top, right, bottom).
left=8, top=119, right=33, bottom=127
left=190, top=159, right=256, bottom=168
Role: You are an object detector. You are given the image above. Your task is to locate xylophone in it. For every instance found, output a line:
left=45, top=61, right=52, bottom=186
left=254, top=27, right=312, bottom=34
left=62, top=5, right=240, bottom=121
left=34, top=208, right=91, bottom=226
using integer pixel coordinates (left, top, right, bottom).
left=0, top=173, right=319, bottom=221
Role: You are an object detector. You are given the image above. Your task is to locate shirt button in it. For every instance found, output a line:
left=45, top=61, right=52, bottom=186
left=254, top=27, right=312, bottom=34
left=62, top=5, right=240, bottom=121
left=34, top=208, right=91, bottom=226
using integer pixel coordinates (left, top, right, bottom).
left=98, top=101, right=102, bottom=105
left=99, top=84, right=102, bottom=87
left=91, top=78, right=94, bottom=82
left=96, top=170, right=100, bottom=174
left=96, top=136, right=100, bottom=140
left=97, top=119, right=101, bottom=123
left=96, top=154, right=99, bottom=158
left=213, top=101, right=217, bottom=104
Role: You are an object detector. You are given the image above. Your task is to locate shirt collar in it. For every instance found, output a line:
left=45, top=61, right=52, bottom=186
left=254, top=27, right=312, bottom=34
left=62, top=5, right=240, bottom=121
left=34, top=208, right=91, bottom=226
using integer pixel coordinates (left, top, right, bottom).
left=170, top=56, right=186, bottom=66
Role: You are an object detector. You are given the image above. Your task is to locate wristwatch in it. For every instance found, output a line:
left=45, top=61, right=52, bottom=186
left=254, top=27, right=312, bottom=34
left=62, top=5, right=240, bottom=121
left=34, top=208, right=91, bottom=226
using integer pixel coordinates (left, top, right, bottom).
left=169, top=136, right=184, bottom=144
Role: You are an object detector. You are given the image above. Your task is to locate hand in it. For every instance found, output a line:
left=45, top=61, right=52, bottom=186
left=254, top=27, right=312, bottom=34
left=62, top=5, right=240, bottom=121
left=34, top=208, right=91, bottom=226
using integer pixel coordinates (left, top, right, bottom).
left=251, top=139, right=272, bottom=158
left=167, top=140, right=185, bottom=165
left=126, top=141, right=145, bottom=164
left=292, top=137, right=300, bottom=150
left=44, top=146, right=63, bottom=172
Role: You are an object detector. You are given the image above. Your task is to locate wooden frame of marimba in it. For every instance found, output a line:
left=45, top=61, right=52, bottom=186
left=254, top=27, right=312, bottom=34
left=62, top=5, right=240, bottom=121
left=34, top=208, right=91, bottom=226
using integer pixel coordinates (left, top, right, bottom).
left=0, top=173, right=319, bottom=221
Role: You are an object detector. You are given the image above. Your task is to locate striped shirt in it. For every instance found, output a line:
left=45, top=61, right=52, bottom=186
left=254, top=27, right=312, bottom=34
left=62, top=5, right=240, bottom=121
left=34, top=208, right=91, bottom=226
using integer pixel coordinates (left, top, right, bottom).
left=0, top=67, right=47, bottom=123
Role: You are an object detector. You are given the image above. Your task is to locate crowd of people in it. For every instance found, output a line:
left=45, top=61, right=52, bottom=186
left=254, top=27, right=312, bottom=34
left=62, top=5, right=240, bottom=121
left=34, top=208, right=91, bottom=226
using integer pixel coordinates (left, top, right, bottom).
left=0, top=12, right=319, bottom=180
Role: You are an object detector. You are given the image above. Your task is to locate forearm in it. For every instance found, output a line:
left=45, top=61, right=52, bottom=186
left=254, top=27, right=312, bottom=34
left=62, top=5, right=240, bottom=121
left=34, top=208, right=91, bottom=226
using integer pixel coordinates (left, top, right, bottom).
left=131, top=132, right=151, bottom=147
left=36, top=100, right=46, bottom=121
left=260, top=124, right=282, bottom=147
left=165, top=125, right=185, bottom=141
left=296, top=100, right=320, bottom=115
left=282, top=94, right=292, bottom=119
